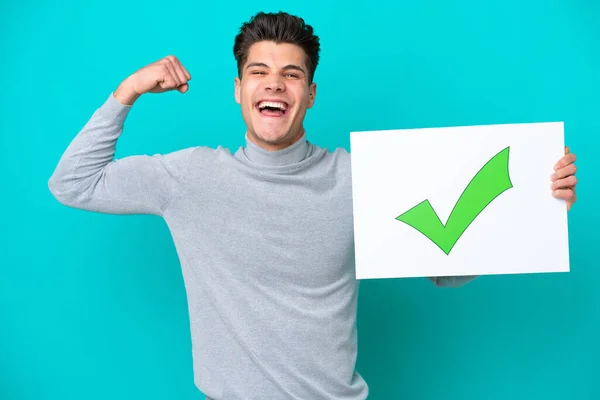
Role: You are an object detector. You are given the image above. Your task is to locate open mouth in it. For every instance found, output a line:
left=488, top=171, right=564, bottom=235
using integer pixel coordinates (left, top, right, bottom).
left=256, top=100, right=289, bottom=117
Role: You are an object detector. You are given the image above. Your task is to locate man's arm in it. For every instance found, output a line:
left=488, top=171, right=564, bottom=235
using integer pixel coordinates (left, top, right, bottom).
left=429, top=275, right=478, bottom=288
left=48, top=55, right=193, bottom=216
left=48, top=94, right=194, bottom=215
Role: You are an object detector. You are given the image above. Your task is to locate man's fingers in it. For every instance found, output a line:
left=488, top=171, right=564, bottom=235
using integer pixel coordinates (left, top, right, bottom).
left=162, top=57, right=182, bottom=87
left=551, top=163, right=577, bottom=180
left=162, top=56, right=191, bottom=92
left=552, top=188, right=576, bottom=201
left=181, top=64, right=192, bottom=81
left=551, top=175, right=577, bottom=190
left=554, top=152, right=576, bottom=170
left=168, top=57, right=189, bottom=86
left=177, top=83, right=189, bottom=93
left=159, top=67, right=179, bottom=89
left=173, top=57, right=192, bottom=81
left=551, top=146, right=578, bottom=212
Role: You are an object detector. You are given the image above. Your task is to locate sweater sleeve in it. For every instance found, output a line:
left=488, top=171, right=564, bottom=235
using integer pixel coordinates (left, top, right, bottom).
left=48, top=93, right=195, bottom=216
left=429, top=275, right=478, bottom=288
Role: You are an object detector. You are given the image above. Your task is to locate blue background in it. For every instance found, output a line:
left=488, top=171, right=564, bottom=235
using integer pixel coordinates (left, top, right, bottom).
left=1, top=1, right=598, bottom=399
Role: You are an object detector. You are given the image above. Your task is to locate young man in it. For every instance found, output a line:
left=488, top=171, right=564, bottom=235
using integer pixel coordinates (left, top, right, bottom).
left=48, top=11, right=578, bottom=400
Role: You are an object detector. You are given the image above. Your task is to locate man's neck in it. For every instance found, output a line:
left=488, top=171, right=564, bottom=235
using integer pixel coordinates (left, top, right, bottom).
left=246, top=129, right=305, bottom=152
left=243, top=131, right=311, bottom=167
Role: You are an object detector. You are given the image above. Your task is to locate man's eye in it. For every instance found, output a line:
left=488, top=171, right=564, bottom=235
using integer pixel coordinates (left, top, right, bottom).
left=251, top=71, right=266, bottom=75
left=285, top=73, right=299, bottom=78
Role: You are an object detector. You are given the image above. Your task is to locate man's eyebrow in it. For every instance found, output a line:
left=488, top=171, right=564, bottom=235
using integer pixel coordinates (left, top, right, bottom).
left=282, top=64, right=306, bottom=74
left=245, top=62, right=269, bottom=70
left=245, top=63, right=306, bottom=74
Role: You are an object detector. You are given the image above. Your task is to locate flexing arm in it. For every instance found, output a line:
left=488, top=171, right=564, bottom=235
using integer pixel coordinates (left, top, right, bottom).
left=48, top=55, right=193, bottom=216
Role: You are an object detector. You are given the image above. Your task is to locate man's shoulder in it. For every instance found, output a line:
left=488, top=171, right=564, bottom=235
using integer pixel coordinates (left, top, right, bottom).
left=167, top=144, right=233, bottom=159
left=313, top=143, right=351, bottom=166
left=311, top=142, right=350, bottom=158
left=158, top=144, right=233, bottom=172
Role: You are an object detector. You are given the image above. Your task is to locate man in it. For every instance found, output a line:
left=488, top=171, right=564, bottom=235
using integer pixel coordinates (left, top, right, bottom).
left=48, top=11, right=578, bottom=400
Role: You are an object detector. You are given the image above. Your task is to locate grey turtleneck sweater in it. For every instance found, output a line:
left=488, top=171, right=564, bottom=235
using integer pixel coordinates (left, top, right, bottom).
left=48, top=93, right=475, bottom=400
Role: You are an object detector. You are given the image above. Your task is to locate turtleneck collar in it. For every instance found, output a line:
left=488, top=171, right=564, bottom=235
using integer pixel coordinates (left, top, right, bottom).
left=242, top=133, right=311, bottom=167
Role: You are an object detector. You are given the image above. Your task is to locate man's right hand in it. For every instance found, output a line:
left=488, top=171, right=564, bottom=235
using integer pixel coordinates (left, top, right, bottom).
left=113, top=55, right=192, bottom=105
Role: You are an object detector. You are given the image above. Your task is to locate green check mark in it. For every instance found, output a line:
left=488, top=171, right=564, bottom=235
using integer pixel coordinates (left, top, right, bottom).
left=396, top=146, right=513, bottom=255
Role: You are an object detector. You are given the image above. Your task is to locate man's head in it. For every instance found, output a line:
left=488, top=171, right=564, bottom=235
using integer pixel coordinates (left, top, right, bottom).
left=233, top=12, right=320, bottom=151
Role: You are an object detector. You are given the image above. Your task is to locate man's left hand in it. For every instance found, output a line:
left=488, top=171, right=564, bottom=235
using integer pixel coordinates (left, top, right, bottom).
left=551, top=146, right=578, bottom=211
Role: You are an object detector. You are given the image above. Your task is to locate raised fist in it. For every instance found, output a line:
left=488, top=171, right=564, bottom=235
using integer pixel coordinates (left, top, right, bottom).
left=114, top=55, right=192, bottom=105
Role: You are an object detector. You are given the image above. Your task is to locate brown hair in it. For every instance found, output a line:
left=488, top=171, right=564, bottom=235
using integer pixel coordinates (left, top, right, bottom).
left=233, top=11, right=321, bottom=83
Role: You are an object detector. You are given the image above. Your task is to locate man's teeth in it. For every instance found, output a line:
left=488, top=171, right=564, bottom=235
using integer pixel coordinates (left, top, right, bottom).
left=258, top=101, right=288, bottom=111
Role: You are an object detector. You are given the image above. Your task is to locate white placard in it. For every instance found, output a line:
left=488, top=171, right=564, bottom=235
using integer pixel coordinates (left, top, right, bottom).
left=350, top=122, right=570, bottom=280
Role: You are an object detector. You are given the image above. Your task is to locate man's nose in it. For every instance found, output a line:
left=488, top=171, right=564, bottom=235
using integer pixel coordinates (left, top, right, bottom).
left=265, top=74, right=285, bottom=91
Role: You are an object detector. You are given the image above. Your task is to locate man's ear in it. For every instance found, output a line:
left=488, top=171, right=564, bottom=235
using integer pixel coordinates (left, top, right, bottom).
left=307, top=82, right=317, bottom=108
left=234, top=77, right=241, bottom=104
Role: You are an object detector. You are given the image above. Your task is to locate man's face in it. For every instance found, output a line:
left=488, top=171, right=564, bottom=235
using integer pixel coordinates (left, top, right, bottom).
left=234, top=41, right=316, bottom=151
